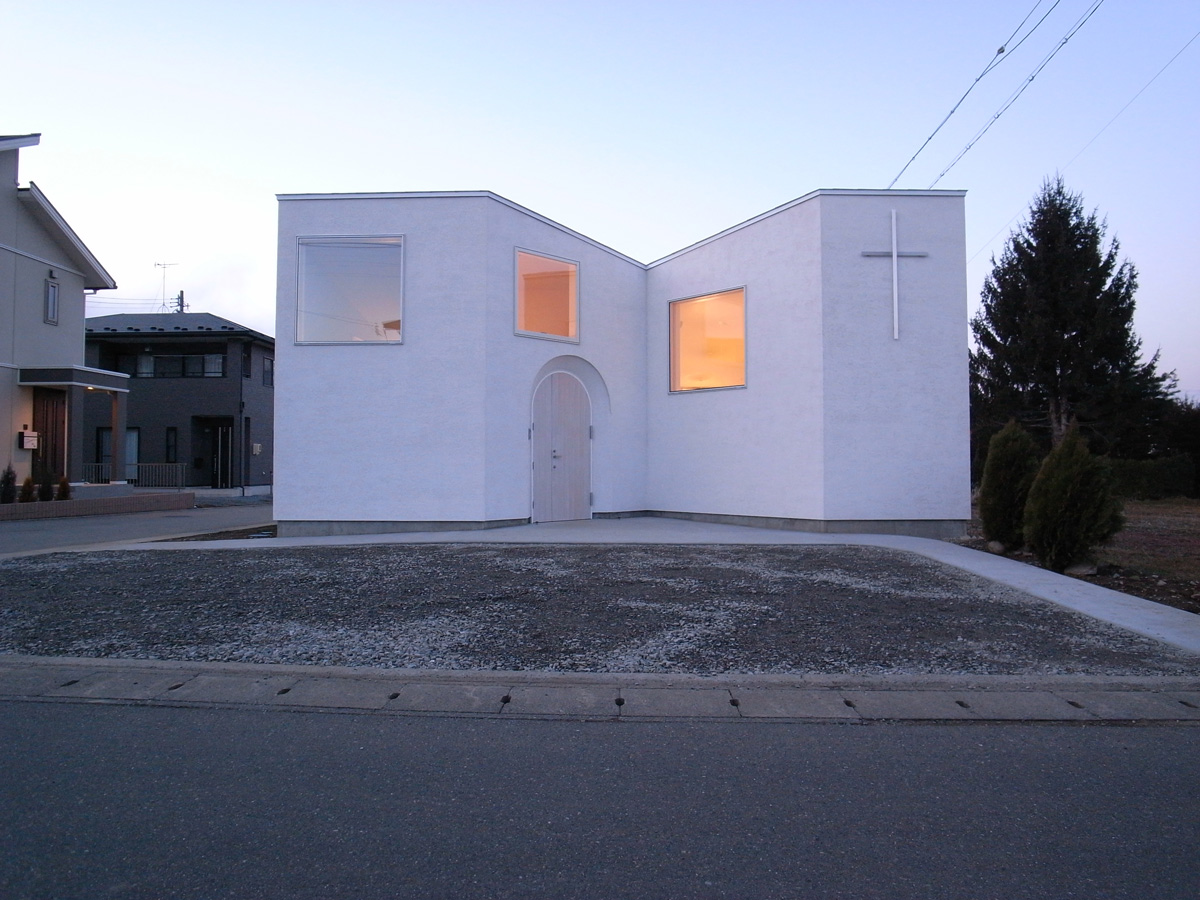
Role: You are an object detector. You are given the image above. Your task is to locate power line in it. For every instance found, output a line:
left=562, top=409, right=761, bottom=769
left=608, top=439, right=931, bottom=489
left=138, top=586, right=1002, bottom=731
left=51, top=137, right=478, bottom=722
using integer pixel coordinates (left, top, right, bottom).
left=967, top=25, right=1200, bottom=265
left=929, top=0, right=1108, bottom=188
left=1059, top=26, right=1200, bottom=171
left=888, top=0, right=1062, bottom=188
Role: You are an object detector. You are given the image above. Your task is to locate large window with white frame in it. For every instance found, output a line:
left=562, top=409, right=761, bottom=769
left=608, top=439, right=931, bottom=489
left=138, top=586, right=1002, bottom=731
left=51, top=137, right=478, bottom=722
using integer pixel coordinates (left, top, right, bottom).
left=297, top=236, right=404, bottom=343
left=516, top=250, right=578, bottom=341
left=669, top=288, right=746, bottom=392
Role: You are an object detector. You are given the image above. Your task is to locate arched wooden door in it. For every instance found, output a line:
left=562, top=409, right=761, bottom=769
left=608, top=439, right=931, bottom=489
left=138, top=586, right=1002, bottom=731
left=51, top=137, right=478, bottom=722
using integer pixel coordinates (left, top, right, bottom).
left=531, top=372, right=591, bottom=522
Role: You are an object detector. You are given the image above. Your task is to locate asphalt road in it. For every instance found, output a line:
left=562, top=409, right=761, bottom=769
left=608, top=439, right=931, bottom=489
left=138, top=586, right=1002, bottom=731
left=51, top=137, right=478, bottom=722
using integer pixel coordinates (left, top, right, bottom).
left=2, top=701, right=1197, bottom=899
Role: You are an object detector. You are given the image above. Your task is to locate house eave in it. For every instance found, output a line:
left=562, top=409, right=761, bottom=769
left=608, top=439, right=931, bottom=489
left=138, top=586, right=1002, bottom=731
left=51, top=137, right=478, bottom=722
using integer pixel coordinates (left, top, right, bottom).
left=18, top=365, right=130, bottom=393
left=17, top=182, right=117, bottom=290
left=646, top=188, right=968, bottom=268
left=277, top=189, right=646, bottom=268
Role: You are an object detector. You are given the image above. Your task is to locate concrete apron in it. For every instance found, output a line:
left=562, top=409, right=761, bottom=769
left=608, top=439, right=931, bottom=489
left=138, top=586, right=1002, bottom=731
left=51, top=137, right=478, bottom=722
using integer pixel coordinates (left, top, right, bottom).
left=3, top=656, right=1199, bottom=724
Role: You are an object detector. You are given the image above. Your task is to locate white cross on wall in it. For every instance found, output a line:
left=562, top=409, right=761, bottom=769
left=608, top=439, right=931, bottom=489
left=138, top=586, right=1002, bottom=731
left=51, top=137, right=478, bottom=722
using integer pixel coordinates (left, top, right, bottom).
left=861, top=209, right=928, bottom=340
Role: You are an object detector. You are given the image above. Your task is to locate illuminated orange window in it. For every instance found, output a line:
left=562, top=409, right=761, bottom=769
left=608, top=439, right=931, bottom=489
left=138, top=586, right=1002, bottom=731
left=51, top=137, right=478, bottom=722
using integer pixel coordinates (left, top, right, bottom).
left=670, top=288, right=745, bottom=391
left=517, top=251, right=577, bottom=340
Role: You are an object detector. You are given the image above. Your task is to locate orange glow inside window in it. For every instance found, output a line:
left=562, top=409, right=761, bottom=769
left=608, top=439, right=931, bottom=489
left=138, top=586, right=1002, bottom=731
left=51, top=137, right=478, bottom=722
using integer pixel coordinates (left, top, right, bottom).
left=518, top=251, right=577, bottom=339
left=670, top=289, right=745, bottom=391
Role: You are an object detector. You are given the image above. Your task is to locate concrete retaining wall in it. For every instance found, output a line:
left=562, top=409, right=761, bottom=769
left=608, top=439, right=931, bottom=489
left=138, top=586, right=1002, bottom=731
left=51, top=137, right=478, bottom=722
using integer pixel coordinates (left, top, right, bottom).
left=0, top=492, right=195, bottom=521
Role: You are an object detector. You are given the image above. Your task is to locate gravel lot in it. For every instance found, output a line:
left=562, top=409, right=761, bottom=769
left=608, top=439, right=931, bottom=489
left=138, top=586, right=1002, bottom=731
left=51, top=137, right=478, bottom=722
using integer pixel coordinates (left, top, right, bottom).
left=2, top=544, right=1197, bottom=676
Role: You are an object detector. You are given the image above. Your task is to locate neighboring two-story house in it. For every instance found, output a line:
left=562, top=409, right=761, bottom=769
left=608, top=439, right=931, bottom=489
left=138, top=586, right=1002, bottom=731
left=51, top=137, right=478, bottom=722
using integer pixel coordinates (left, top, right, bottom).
left=1, top=133, right=127, bottom=487
left=83, top=312, right=274, bottom=490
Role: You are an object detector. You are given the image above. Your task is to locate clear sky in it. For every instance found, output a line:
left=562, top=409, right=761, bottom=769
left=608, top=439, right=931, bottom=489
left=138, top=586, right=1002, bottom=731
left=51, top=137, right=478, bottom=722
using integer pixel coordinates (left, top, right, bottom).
left=5, top=0, right=1198, bottom=396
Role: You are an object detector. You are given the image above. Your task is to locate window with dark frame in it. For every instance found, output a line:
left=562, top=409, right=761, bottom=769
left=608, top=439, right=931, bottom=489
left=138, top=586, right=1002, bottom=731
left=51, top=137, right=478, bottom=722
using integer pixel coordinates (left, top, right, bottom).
left=165, top=427, right=178, bottom=464
left=43, top=280, right=59, bottom=325
left=263, top=357, right=274, bottom=387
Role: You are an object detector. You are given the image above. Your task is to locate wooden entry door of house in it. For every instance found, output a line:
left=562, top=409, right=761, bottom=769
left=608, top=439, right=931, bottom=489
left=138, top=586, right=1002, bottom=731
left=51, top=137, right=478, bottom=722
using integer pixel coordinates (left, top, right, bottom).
left=531, top=372, right=591, bottom=522
left=32, top=387, right=66, bottom=479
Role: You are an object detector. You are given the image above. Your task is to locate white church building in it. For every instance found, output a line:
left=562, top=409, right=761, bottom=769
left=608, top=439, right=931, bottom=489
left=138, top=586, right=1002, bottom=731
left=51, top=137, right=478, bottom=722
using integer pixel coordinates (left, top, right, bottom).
left=273, top=188, right=970, bottom=538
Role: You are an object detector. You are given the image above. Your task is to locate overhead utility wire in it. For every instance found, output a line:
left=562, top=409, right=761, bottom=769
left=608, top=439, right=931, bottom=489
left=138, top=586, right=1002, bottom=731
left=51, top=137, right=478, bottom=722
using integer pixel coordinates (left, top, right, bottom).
left=928, top=0, right=1107, bottom=188
left=1059, top=26, right=1200, bottom=171
left=966, top=25, right=1200, bottom=265
left=887, top=0, right=1061, bottom=188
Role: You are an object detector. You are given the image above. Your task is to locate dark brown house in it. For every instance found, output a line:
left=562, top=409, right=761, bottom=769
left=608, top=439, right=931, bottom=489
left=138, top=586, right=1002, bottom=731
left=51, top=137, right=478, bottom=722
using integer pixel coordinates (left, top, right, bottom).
left=83, top=313, right=274, bottom=490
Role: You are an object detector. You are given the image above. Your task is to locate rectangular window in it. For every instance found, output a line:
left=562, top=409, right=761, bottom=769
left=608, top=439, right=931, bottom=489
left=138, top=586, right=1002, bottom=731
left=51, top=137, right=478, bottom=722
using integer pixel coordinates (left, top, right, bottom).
left=297, top=236, right=403, bottom=343
left=516, top=250, right=578, bottom=341
left=136, top=354, right=153, bottom=377
left=669, top=288, right=746, bottom=392
left=204, top=354, right=225, bottom=377
left=154, top=355, right=184, bottom=378
left=44, top=280, right=59, bottom=325
left=183, top=355, right=205, bottom=378
left=241, top=344, right=252, bottom=378
left=165, top=427, right=178, bottom=464
left=263, top=357, right=274, bottom=387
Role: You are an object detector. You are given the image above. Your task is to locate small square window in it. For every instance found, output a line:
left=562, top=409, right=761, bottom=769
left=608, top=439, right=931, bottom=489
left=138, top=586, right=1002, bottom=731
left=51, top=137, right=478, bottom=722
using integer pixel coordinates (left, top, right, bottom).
left=669, top=288, right=746, bottom=392
left=44, top=280, right=59, bottom=325
left=297, top=237, right=403, bottom=343
left=516, top=250, right=578, bottom=341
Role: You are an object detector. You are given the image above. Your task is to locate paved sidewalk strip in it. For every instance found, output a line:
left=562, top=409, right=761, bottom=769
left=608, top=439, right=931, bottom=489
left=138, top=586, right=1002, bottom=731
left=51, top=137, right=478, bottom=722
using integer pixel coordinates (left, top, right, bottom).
left=4, top=656, right=1200, bottom=723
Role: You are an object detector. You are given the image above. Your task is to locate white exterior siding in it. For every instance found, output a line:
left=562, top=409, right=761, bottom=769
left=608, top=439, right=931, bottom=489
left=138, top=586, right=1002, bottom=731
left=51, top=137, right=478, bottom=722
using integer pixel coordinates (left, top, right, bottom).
left=274, top=189, right=970, bottom=535
left=818, top=193, right=971, bottom=522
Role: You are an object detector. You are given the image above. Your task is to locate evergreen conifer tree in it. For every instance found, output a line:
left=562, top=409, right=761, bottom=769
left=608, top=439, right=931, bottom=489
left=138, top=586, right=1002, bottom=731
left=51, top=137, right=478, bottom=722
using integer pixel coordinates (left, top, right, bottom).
left=971, top=177, right=1174, bottom=455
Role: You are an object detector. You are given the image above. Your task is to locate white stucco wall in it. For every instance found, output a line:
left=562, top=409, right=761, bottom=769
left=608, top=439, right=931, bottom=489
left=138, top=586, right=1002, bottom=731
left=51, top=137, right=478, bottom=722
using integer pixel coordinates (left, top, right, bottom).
left=645, top=198, right=826, bottom=520
left=479, top=201, right=647, bottom=522
left=818, top=193, right=971, bottom=522
left=275, top=194, right=493, bottom=523
left=275, top=193, right=646, bottom=526
left=274, top=188, right=970, bottom=532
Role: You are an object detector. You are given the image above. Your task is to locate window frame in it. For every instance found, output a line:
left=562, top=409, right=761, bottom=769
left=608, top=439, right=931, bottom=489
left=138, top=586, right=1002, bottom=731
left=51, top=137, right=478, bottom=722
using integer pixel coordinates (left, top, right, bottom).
left=263, top=357, right=274, bottom=387
left=296, top=234, right=405, bottom=345
left=43, top=279, right=59, bottom=325
left=668, top=286, right=748, bottom=394
left=513, top=248, right=580, bottom=344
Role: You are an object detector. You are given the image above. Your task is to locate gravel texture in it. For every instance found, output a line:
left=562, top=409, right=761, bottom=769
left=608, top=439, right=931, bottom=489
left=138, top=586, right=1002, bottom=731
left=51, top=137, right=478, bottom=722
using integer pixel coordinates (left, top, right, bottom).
left=2, top=544, right=1197, bottom=675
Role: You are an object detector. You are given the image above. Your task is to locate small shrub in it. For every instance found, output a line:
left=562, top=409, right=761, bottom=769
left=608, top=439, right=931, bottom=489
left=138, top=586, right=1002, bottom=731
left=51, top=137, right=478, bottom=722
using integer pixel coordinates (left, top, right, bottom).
left=37, top=472, right=54, bottom=502
left=1024, top=428, right=1124, bottom=573
left=55, top=477, right=71, bottom=501
left=978, top=420, right=1042, bottom=551
left=0, top=464, right=16, bottom=504
left=18, top=476, right=36, bottom=503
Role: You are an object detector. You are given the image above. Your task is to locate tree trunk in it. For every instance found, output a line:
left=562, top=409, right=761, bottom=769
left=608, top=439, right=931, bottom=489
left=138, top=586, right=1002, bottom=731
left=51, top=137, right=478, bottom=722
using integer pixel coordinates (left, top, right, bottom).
left=1048, top=397, right=1072, bottom=447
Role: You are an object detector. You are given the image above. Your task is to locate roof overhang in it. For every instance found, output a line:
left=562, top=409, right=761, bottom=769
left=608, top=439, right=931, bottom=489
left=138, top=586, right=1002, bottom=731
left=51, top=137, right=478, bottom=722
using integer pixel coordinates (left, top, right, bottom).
left=19, top=366, right=129, bottom=393
left=0, top=133, right=41, bottom=152
left=17, top=182, right=117, bottom=290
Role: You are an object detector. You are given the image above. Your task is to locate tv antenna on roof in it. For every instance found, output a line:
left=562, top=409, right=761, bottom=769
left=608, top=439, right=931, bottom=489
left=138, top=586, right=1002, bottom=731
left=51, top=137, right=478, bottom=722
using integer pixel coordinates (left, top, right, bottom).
left=155, top=262, right=177, bottom=310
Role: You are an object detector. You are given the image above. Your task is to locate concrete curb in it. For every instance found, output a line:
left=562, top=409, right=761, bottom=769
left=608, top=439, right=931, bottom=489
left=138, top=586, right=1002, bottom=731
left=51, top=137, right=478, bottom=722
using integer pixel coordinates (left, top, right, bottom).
left=4, top=655, right=1199, bottom=724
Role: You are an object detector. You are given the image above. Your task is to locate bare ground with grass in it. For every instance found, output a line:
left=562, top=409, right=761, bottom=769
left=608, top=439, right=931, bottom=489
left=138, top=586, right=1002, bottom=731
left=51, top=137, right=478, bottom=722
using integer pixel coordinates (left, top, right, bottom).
left=954, top=497, right=1200, bottom=615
